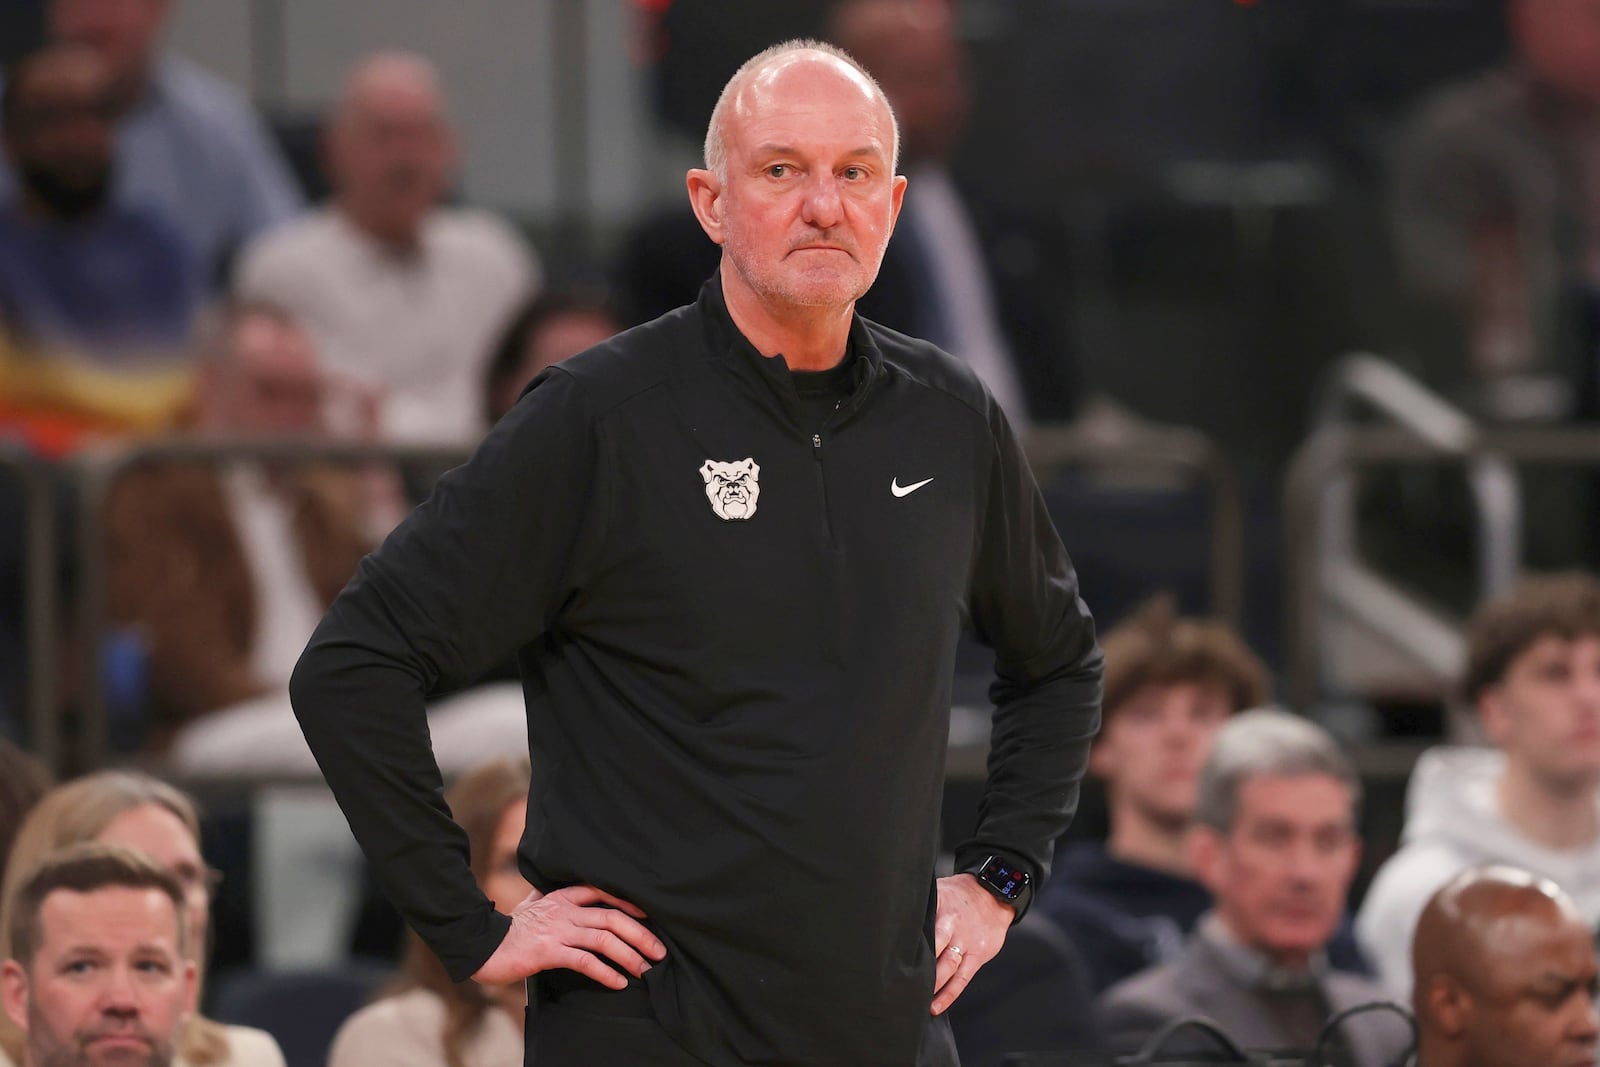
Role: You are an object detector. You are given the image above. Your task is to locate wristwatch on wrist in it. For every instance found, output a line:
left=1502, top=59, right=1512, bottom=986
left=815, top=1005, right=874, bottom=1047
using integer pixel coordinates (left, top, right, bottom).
left=965, top=854, right=1031, bottom=912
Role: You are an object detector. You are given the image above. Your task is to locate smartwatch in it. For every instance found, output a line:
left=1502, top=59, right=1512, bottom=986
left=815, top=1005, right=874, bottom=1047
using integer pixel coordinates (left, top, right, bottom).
left=965, top=854, right=1031, bottom=914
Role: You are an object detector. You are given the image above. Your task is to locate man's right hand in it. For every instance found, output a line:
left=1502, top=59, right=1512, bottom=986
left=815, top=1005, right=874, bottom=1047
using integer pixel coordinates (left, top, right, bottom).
left=471, top=885, right=667, bottom=988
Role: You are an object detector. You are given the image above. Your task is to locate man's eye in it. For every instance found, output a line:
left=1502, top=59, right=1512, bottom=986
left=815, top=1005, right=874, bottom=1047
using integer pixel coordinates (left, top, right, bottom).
left=842, top=166, right=864, bottom=180
left=768, top=164, right=789, bottom=178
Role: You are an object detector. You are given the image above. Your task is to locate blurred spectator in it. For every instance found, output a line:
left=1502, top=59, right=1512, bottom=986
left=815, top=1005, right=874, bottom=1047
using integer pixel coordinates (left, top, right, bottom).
left=0, top=741, right=49, bottom=891
left=1391, top=0, right=1600, bottom=422
left=236, top=52, right=539, bottom=446
left=68, top=0, right=291, bottom=281
left=1412, top=865, right=1599, bottom=1067
left=327, top=759, right=530, bottom=1067
left=0, top=43, right=200, bottom=360
left=483, top=290, right=621, bottom=425
left=1, top=844, right=197, bottom=1067
left=612, top=0, right=1079, bottom=425
left=1097, top=710, right=1409, bottom=1065
left=0, top=0, right=303, bottom=290
left=827, top=0, right=1079, bottom=426
left=100, top=303, right=389, bottom=757
left=1034, top=598, right=1272, bottom=994
left=1358, top=572, right=1600, bottom=999
left=0, top=770, right=285, bottom=1066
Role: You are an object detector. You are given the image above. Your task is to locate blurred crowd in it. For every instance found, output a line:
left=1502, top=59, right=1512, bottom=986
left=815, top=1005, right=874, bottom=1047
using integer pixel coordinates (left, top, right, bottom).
left=4, top=0, right=1600, bottom=1064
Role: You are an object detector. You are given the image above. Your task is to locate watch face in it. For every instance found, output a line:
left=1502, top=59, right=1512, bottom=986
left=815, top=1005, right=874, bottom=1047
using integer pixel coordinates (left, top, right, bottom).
left=978, top=856, right=1029, bottom=901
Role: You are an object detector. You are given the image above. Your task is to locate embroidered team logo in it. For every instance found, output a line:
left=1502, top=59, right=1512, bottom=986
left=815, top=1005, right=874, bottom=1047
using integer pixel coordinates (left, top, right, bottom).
left=700, top=458, right=761, bottom=521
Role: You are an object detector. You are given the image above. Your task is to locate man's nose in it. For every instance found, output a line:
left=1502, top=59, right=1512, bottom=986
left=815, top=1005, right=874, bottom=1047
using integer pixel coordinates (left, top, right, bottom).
left=1570, top=991, right=1600, bottom=1043
left=97, top=973, right=141, bottom=1015
left=800, top=173, right=843, bottom=228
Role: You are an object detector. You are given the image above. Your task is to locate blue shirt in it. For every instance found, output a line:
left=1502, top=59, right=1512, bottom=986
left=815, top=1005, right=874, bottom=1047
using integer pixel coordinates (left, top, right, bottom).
left=0, top=200, right=201, bottom=359
left=0, top=53, right=303, bottom=290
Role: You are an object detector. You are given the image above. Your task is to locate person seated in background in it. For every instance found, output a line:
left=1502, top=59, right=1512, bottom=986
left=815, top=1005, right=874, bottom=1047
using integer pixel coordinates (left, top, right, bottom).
left=0, top=0, right=303, bottom=290
left=101, top=302, right=391, bottom=763
left=1, top=843, right=198, bottom=1067
left=0, top=770, right=285, bottom=1066
left=482, top=290, right=621, bottom=426
left=0, top=43, right=201, bottom=452
left=0, top=741, right=50, bottom=892
left=328, top=759, right=530, bottom=1067
left=1358, top=571, right=1600, bottom=999
left=1036, top=597, right=1271, bottom=994
left=235, top=51, right=539, bottom=446
left=1411, top=865, right=1599, bottom=1067
left=1097, top=709, right=1409, bottom=1067
left=1390, top=0, right=1600, bottom=423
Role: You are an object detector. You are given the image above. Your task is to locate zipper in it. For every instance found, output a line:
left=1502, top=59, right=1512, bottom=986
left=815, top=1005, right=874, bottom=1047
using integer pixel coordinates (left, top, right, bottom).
left=812, top=400, right=843, bottom=548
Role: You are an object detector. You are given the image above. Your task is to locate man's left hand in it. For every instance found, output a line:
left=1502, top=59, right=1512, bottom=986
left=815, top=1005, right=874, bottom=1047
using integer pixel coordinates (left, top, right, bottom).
left=929, top=873, right=1014, bottom=1015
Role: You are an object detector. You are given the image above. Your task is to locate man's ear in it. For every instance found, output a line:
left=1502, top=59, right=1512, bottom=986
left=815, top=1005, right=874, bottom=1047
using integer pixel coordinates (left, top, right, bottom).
left=1087, top=732, right=1116, bottom=779
left=686, top=169, right=726, bottom=246
left=1425, top=976, right=1470, bottom=1040
left=1, top=959, right=29, bottom=1033
left=887, top=173, right=907, bottom=235
left=181, top=958, right=198, bottom=1019
left=1189, top=825, right=1224, bottom=894
left=1478, top=687, right=1511, bottom=748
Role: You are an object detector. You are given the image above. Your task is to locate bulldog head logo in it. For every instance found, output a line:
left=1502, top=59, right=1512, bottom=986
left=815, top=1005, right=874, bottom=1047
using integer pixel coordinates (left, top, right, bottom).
left=700, top=458, right=760, bottom=521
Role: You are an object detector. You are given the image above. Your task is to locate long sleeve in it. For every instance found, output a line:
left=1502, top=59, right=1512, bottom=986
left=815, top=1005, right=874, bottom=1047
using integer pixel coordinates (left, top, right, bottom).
left=953, top=401, right=1103, bottom=905
left=289, top=367, right=607, bottom=981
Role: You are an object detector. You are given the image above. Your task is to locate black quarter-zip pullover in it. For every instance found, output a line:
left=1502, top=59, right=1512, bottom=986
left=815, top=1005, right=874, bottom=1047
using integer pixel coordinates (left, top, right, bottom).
left=290, top=276, right=1103, bottom=1066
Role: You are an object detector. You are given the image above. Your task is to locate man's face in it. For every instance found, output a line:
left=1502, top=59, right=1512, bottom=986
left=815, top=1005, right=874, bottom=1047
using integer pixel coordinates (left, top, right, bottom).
left=835, top=1, right=969, bottom=165
left=690, top=54, right=906, bottom=316
left=48, top=0, right=169, bottom=101
left=1457, top=908, right=1600, bottom=1067
left=198, top=313, right=325, bottom=437
left=327, top=80, right=453, bottom=241
left=1091, top=682, right=1233, bottom=830
left=0, top=885, right=196, bottom=1067
left=1515, top=0, right=1600, bottom=104
left=1483, top=634, right=1600, bottom=791
left=1195, top=774, right=1360, bottom=964
left=4, top=48, right=115, bottom=220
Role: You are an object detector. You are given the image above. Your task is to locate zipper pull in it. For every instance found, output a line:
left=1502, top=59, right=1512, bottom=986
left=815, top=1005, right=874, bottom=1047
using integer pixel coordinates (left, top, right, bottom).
left=812, top=433, right=822, bottom=458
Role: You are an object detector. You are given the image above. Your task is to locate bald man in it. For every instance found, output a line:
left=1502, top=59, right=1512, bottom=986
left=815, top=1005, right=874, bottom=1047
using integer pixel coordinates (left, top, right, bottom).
left=235, top=52, right=540, bottom=445
left=1413, top=866, right=1599, bottom=1067
left=291, top=38, right=1101, bottom=1066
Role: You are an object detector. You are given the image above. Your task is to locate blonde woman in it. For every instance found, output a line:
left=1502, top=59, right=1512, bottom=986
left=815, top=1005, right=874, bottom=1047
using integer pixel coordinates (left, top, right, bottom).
left=328, top=759, right=531, bottom=1067
left=0, top=770, right=284, bottom=1067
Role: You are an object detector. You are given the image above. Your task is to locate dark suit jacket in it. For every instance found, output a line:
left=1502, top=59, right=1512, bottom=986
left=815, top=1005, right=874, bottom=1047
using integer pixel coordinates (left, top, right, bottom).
left=1096, top=933, right=1413, bottom=1067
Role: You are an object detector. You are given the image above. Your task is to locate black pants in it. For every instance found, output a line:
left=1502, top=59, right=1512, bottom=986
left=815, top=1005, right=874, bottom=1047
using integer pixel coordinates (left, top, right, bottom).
left=526, top=973, right=960, bottom=1066
left=528, top=974, right=709, bottom=1066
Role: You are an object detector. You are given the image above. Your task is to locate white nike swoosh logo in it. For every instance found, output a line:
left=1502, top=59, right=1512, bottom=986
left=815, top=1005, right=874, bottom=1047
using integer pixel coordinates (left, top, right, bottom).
left=891, top=477, right=934, bottom=498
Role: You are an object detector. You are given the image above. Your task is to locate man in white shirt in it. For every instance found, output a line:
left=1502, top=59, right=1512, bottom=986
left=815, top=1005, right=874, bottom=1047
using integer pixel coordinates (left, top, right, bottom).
left=235, top=52, right=539, bottom=445
left=1357, top=572, right=1600, bottom=1000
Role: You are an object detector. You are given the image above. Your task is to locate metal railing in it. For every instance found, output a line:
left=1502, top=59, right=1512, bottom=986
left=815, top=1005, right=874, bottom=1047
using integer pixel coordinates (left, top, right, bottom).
left=1024, top=421, right=1244, bottom=627
left=0, top=446, right=60, bottom=773
left=1284, top=355, right=1525, bottom=710
left=1286, top=423, right=1600, bottom=708
left=72, top=440, right=471, bottom=772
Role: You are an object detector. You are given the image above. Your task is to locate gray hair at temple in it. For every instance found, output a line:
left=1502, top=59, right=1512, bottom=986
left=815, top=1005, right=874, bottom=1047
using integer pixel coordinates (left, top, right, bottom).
left=1193, top=707, right=1362, bottom=832
left=702, top=37, right=901, bottom=182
